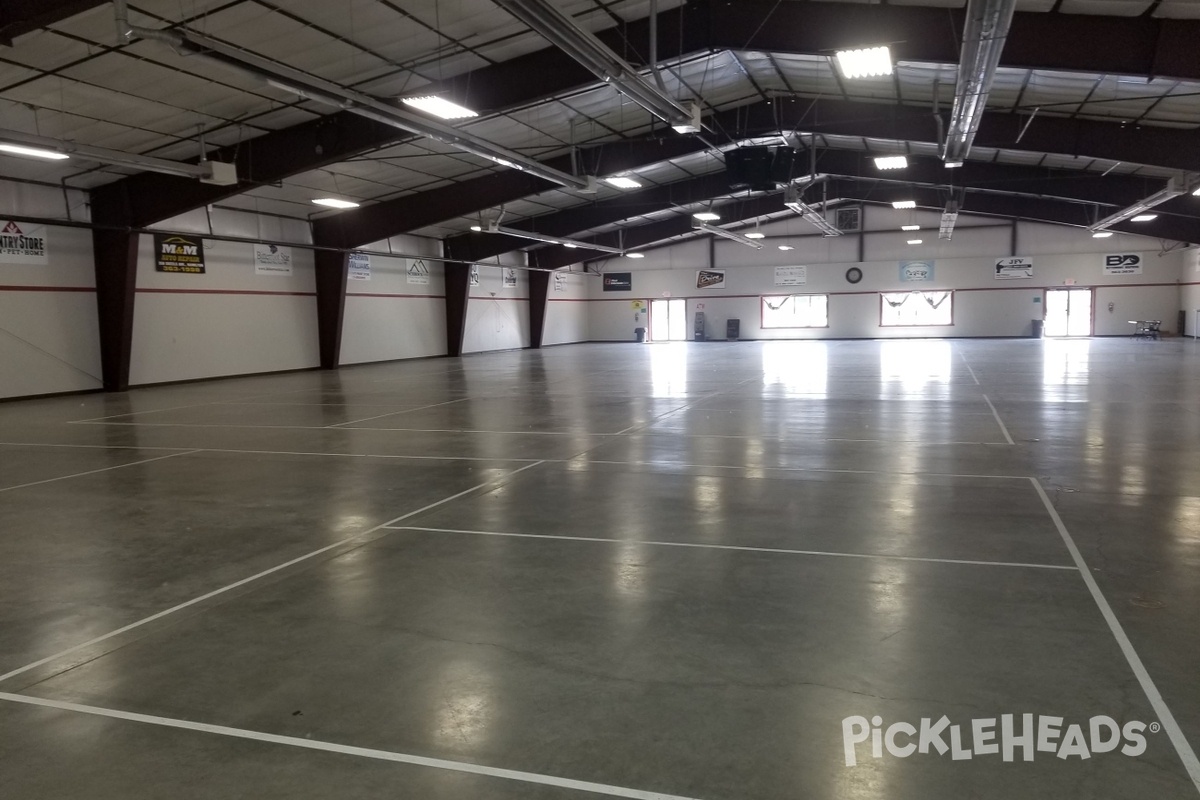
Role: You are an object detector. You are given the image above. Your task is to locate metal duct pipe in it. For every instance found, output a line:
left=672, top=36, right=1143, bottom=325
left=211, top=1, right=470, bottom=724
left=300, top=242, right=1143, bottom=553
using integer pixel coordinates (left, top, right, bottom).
left=942, top=0, right=1017, bottom=167
left=492, top=0, right=696, bottom=130
left=113, top=6, right=593, bottom=192
left=648, top=0, right=669, bottom=94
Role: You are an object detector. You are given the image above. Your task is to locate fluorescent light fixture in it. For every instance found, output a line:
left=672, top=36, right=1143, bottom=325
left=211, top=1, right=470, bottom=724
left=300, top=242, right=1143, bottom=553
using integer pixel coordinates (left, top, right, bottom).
left=939, top=200, right=960, bottom=240
left=835, top=46, right=892, bottom=79
left=483, top=222, right=624, bottom=255
left=1194, top=187, right=1200, bottom=197
left=778, top=245, right=794, bottom=251
left=907, top=239, right=923, bottom=245
left=0, top=142, right=70, bottom=160
left=401, top=96, right=478, bottom=120
left=874, top=155, right=908, bottom=170
left=564, top=243, right=578, bottom=248
left=605, top=176, right=642, bottom=189
left=1092, top=231, right=1114, bottom=238
left=745, top=232, right=765, bottom=239
left=944, top=161, right=964, bottom=169
left=1089, top=177, right=1184, bottom=233
left=694, top=221, right=764, bottom=250
left=693, top=211, right=721, bottom=221
left=312, top=198, right=360, bottom=209
left=1131, top=214, right=1158, bottom=222
left=470, top=225, right=483, bottom=232
left=892, top=200, right=916, bottom=210
left=901, top=225, right=921, bottom=232
left=626, top=252, right=645, bottom=259
left=783, top=185, right=842, bottom=237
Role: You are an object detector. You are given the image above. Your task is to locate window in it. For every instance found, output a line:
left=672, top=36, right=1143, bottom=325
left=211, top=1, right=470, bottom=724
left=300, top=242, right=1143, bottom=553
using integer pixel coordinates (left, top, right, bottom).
left=762, top=294, right=829, bottom=328
left=880, top=291, right=953, bottom=327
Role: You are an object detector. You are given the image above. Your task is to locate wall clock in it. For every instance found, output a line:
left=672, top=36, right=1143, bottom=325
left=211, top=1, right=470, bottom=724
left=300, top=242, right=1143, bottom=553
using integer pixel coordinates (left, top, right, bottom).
left=846, top=267, right=863, bottom=284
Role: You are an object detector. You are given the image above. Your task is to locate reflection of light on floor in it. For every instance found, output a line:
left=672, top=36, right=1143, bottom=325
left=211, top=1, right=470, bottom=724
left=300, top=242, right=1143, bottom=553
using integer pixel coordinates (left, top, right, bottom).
left=880, top=341, right=952, bottom=386
left=1043, top=339, right=1091, bottom=386
left=434, top=659, right=496, bottom=750
left=649, top=342, right=689, bottom=397
left=761, top=342, right=828, bottom=396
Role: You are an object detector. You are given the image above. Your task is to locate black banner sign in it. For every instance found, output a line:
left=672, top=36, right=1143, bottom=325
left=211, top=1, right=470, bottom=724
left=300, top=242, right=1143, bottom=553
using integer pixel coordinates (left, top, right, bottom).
left=603, top=272, right=632, bottom=291
left=154, top=233, right=206, bottom=274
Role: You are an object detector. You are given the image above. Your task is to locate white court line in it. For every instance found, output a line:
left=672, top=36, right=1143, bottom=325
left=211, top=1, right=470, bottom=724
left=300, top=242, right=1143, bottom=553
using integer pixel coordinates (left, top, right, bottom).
left=982, top=394, right=1016, bottom=445
left=579, top=459, right=1033, bottom=481
left=612, top=377, right=761, bottom=436
left=1030, top=480, right=1200, bottom=794
left=325, top=397, right=471, bottom=428
left=0, top=461, right=545, bottom=686
left=0, top=443, right=541, bottom=463
left=388, top=526, right=1076, bottom=572
left=0, top=451, right=197, bottom=495
left=0, top=692, right=701, bottom=800
left=958, top=351, right=982, bottom=385
left=69, top=421, right=599, bottom=435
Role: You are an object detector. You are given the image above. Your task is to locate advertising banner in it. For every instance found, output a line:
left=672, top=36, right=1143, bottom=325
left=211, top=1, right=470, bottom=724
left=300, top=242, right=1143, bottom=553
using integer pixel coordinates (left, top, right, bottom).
left=1104, top=253, right=1143, bottom=275
left=348, top=252, right=371, bottom=280
left=407, top=259, right=430, bottom=285
left=775, top=266, right=807, bottom=286
left=253, top=244, right=293, bottom=276
left=899, top=260, right=934, bottom=282
left=696, top=269, right=726, bottom=289
left=0, top=220, right=48, bottom=264
left=603, top=272, right=632, bottom=291
left=995, top=256, right=1033, bottom=280
left=154, top=233, right=205, bottom=274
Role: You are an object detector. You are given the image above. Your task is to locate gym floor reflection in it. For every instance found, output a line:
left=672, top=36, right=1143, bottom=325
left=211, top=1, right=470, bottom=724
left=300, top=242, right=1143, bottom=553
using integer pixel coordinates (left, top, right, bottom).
left=1, top=338, right=1198, bottom=799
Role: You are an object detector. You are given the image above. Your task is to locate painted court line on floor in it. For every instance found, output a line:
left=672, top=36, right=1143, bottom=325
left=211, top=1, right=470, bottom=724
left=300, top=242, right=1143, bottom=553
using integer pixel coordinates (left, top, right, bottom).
left=579, top=459, right=1034, bottom=482
left=0, top=443, right=543, bottom=463
left=1031, top=479, right=1200, bottom=794
left=388, top=526, right=1077, bottom=572
left=0, top=461, right=545, bottom=687
left=0, top=692, right=701, bottom=800
left=982, top=394, right=1016, bottom=445
left=0, top=450, right=198, bottom=495
left=325, top=397, right=472, bottom=428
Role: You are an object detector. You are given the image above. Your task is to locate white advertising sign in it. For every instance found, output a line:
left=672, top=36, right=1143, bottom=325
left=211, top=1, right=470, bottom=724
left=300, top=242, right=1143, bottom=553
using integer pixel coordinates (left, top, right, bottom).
left=696, top=269, right=725, bottom=289
left=503, top=268, right=517, bottom=288
left=469, top=265, right=480, bottom=286
left=348, top=252, right=371, bottom=281
left=1103, top=253, right=1143, bottom=275
left=995, top=256, right=1033, bottom=280
left=775, top=266, right=808, bottom=286
left=253, top=243, right=293, bottom=276
left=406, top=258, right=430, bottom=285
left=0, top=220, right=48, bottom=264
left=553, top=272, right=566, bottom=292
left=899, top=260, right=935, bottom=282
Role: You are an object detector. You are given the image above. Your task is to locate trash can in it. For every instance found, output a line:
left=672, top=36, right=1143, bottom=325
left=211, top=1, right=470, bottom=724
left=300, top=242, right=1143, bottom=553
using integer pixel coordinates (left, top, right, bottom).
left=726, top=319, right=740, bottom=341
left=634, top=327, right=646, bottom=343
left=1031, top=319, right=1044, bottom=339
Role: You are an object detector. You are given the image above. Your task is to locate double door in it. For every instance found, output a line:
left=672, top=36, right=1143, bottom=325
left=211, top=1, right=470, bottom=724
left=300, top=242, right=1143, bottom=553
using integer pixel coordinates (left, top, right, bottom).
left=650, top=298, right=687, bottom=341
left=1044, top=289, right=1093, bottom=338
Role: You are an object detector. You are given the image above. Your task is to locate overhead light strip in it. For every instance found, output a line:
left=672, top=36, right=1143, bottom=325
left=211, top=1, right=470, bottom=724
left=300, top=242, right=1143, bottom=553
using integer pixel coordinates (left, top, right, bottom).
left=482, top=222, right=625, bottom=255
left=694, top=221, right=764, bottom=250
left=1088, top=178, right=1185, bottom=232
left=784, top=185, right=842, bottom=237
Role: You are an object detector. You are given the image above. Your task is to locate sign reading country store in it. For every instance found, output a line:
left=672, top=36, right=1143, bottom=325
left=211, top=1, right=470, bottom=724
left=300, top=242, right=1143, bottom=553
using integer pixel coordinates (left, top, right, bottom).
left=154, top=233, right=206, bottom=274
left=0, top=220, right=48, bottom=264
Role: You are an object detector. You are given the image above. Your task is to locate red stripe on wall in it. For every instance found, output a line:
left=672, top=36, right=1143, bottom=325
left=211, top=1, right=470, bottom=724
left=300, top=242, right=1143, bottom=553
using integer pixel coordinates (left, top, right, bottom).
left=136, top=288, right=317, bottom=297
left=347, top=293, right=446, bottom=299
left=0, top=285, right=95, bottom=293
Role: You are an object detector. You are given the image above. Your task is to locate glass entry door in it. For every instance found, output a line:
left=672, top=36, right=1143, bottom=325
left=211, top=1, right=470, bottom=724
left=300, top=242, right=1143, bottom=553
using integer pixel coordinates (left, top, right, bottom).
left=649, top=298, right=687, bottom=341
left=1044, top=289, right=1093, bottom=338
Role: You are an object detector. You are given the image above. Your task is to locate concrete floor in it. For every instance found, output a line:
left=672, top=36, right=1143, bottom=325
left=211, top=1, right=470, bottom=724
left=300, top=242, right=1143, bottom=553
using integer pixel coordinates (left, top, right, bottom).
left=1, top=338, right=1199, bottom=798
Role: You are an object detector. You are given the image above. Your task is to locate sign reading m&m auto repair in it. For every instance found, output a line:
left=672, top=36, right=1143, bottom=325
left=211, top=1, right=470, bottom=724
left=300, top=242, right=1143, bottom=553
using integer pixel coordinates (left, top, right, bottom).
left=0, top=220, right=48, bottom=264
left=154, top=233, right=206, bottom=274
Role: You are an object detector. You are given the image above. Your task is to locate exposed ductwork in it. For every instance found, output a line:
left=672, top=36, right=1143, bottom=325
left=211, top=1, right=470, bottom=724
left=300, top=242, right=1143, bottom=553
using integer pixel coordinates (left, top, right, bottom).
left=112, top=0, right=595, bottom=192
left=942, top=0, right=1017, bottom=168
left=491, top=0, right=701, bottom=133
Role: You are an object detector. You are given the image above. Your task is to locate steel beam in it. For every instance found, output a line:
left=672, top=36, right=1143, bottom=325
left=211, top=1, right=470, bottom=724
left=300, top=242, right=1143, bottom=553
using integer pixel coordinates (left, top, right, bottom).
left=528, top=270, right=550, bottom=349
left=444, top=263, right=472, bottom=358
left=314, top=250, right=348, bottom=370
left=91, top=229, right=139, bottom=392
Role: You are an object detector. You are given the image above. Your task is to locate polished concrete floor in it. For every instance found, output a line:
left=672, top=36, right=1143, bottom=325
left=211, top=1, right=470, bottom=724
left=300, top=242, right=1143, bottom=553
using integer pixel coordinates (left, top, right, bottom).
left=1, top=338, right=1199, bottom=798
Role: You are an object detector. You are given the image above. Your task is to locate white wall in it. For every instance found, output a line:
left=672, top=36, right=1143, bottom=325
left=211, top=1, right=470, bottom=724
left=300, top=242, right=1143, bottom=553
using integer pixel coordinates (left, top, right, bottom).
left=464, top=254, right=531, bottom=353
left=1182, top=248, right=1200, bottom=337
left=129, top=236, right=320, bottom=385
left=544, top=270, right=592, bottom=346
left=587, top=215, right=1185, bottom=341
left=0, top=222, right=102, bottom=398
left=341, top=235, right=447, bottom=364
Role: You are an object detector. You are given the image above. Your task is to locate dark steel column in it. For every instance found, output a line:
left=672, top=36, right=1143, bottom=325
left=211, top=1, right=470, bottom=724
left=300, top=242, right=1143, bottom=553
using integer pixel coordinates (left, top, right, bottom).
left=91, top=229, right=139, bottom=392
left=529, top=270, right=551, bottom=349
left=444, top=262, right=471, bottom=357
left=314, top=250, right=348, bottom=370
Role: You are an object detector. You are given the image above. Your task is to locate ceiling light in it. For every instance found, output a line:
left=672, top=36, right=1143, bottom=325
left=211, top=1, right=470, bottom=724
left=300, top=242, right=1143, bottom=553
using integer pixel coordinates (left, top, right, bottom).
left=693, top=211, right=721, bottom=221
left=745, top=232, right=765, bottom=239
left=783, top=185, right=842, bottom=237
left=312, top=198, right=360, bottom=209
left=907, top=239, right=923, bottom=245
left=470, top=225, right=483, bottom=232
left=484, top=223, right=623, bottom=254
left=1092, top=231, right=1114, bottom=238
left=1089, top=178, right=1185, bottom=232
left=835, top=46, right=892, bottom=79
left=901, top=225, right=921, bottom=231
left=605, top=176, right=642, bottom=189
left=0, top=142, right=70, bottom=160
left=874, top=155, right=908, bottom=170
left=564, top=243, right=578, bottom=248
left=944, top=161, right=964, bottom=169
left=694, top=221, right=764, bottom=250
left=892, top=200, right=916, bottom=210
left=626, top=252, right=645, bottom=259
left=401, top=96, right=478, bottom=120
left=1131, top=214, right=1158, bottom=222
left=778, top=245, right=794, bottom=251
left=1194, top=187, right=1200, bottom=197
left=939, top=200, right=960, bottom=240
